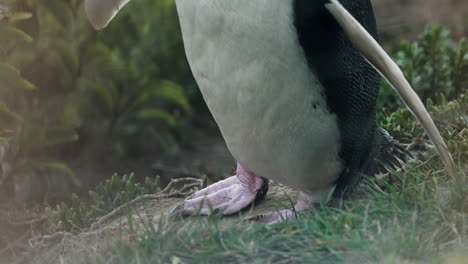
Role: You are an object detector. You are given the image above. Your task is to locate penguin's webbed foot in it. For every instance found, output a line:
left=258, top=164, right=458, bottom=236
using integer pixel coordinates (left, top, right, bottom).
left=175, top=164, right=268, bottom=216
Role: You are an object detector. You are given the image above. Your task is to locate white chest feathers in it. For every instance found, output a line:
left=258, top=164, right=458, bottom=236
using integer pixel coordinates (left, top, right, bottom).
left=176, top=0, right=342, bottom=191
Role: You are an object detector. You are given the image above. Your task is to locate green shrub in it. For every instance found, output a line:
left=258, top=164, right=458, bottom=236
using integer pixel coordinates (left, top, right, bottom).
left=378, top=25, right=468, bottom=111
left=379, top=90, right=467, bottom=212
left=379, top=90, right=467, bottom=149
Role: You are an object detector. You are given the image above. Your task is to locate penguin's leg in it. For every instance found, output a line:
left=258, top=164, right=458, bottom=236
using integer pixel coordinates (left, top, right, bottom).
left=178, top=164, right=268, bottom=215
left=248, top=189, right=331, bottom=225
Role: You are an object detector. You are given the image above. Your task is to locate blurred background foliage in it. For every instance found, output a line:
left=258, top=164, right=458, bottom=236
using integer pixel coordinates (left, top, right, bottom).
left=0, top=0, right=197, bottom=202
left=80, top=0, right=196, bottom=158
left=0, top=0, right=466, bottom=205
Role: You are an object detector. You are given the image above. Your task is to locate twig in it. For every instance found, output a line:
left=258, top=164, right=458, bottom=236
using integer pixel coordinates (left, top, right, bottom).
left=6, top=216, right=47, bottom=226
left=159, top=177, right=203, bottom=194
left=408, top=153, right=438, bottom=172
left=90, top=177, right=203, bottom=230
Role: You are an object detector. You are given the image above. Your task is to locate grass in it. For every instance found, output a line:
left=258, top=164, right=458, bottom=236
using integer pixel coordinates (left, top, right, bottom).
left=89, top=163, right=466, bottom=263
left=87, top=121, right=466, bottom=264
left=82, top=94, right=467, bottom=263
left=81, top=87, right=466, bottom=264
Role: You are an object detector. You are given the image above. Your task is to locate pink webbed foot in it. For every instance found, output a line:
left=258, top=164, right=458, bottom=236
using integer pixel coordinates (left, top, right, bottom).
left=177, top=164, right=268, bottom=216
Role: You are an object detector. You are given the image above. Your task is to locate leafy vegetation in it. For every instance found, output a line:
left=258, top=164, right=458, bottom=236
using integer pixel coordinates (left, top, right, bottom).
left=80, top=0, right=193, bottom=158
left=377, top=25, right=468, bottom=111
left=0, top=0, right=193, bottom=200
left=48, top=173, right=161, bottom=232
left=379, top=90, right=467, bottom=148
left=0, top=0, right=81, bottom=196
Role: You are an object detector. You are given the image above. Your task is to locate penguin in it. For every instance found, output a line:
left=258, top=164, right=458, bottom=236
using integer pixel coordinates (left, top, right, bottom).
left=85, top=0, right=456, bottom=224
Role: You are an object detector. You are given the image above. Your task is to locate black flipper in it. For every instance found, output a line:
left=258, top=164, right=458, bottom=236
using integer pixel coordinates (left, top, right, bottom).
left=293, top=0, right=405, bottom=194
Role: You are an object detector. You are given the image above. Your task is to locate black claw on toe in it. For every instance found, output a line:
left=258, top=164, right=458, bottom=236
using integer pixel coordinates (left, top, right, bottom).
left=255, top=177, right=269, bottom=202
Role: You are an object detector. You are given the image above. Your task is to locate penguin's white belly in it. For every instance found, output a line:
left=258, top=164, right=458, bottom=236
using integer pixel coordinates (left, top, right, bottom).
left=176, top=0, right=342, bottom=191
